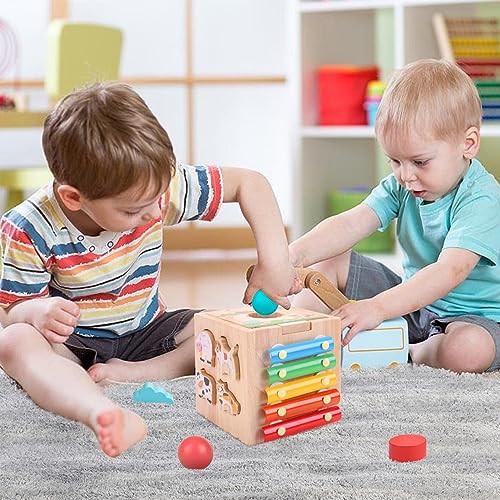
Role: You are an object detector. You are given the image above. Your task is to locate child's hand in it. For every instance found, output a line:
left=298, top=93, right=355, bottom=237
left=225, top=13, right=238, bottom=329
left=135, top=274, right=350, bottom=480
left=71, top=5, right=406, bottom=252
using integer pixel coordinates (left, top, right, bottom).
left=333, top=298, right=385, bottom=346
left=29, top=297, right=80, bottom=343
left=244, top=263, right=301, bottom=310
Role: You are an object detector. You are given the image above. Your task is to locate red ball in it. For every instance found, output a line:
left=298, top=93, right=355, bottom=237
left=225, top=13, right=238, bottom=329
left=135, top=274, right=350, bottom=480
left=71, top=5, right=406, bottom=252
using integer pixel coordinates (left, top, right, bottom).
left=178, top=436, right=213, bottom=469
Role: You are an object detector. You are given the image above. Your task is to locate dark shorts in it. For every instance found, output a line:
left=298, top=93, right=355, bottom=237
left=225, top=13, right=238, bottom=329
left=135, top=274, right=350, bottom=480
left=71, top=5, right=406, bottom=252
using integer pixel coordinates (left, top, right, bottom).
left=346, top=252, right=500, bottom=372
left=64, top=309, right=201, bottom=370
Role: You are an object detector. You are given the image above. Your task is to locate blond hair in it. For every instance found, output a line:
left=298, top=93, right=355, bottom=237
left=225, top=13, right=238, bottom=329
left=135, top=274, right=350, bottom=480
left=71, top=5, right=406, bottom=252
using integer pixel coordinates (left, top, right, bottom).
left=42, top=82, right=175, bottom=200
left=375, top=59, right=482, bottom=144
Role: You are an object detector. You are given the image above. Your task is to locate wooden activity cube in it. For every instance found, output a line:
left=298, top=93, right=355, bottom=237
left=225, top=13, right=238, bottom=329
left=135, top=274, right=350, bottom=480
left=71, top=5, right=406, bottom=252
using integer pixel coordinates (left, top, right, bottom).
left=194, top=308, right=342, bottom=446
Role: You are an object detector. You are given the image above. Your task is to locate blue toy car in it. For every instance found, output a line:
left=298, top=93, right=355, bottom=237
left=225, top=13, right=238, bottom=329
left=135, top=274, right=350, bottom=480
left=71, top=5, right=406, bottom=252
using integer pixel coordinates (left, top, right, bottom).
left=341, top=317, right=409, bottom=370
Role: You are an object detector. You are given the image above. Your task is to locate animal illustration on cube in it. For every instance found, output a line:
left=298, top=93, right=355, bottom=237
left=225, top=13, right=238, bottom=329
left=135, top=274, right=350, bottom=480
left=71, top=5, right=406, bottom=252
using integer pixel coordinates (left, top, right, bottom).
left=215, top=336, right=240, bottom=380
left=195, top=368, right=216, bottom=405
left=196, top=329, right=215, bottom=366
left=194, top=307, right=342, bottom=446
left=217, top=380, right=241, bottom=416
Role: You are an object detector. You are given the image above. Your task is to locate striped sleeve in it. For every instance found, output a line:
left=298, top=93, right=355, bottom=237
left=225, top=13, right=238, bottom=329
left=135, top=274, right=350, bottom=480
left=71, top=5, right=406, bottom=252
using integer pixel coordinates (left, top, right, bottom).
left=0, top=211, right=51, bottom=307
left=163, top=164, right=223, bottom=226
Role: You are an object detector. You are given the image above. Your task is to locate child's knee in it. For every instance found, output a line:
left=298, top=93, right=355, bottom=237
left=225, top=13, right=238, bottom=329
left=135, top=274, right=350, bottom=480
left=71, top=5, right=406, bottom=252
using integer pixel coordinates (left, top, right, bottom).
left=316, top=251, right=352, bottom=293
left=0, top=323, right=38, bottom=364
left=437, top=324, right=495, bottom=373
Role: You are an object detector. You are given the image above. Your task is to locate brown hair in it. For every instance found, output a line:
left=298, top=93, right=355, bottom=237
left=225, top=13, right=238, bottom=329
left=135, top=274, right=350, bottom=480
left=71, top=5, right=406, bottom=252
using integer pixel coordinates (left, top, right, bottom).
left=375, top=59, right=482, bottom=144
left=42, top=82, right=175, bottom=200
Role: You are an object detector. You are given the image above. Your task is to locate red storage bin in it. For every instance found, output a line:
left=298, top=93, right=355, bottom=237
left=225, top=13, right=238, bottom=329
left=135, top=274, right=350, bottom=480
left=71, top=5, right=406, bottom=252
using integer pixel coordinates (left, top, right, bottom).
left=317, top=65, right=379, bottom=125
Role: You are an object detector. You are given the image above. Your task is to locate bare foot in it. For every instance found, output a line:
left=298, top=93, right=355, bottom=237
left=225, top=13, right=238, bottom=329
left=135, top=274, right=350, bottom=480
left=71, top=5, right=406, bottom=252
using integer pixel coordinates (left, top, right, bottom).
left=92, top=407, right=147, bottom=458
left=88, top=358, right=139, bottom=384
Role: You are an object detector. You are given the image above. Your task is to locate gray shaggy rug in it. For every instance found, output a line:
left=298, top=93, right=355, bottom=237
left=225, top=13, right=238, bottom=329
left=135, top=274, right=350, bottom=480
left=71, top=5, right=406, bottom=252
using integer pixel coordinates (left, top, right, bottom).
left=0, top=365, right=499, bottom=500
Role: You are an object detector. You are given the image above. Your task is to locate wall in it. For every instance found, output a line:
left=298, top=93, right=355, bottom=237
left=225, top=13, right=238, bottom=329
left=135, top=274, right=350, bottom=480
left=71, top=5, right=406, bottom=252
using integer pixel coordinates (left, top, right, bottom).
left=0, top=0, right=293, bottom=228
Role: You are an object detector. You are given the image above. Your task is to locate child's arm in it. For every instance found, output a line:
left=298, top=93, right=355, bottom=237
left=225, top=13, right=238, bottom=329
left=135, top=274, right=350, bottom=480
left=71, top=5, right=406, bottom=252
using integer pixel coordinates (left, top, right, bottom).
left=289, top=204, right=381, bottom=267
left=1, top=216, right=80, bottom=341
left=221, top=167, right=297, bottom=308
left=338, top=247, right=480, bottom=345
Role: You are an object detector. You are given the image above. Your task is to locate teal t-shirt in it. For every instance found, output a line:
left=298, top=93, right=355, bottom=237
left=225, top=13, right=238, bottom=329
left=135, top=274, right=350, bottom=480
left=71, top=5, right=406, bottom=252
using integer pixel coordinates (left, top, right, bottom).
left=363, top=159, right=500, bottom=321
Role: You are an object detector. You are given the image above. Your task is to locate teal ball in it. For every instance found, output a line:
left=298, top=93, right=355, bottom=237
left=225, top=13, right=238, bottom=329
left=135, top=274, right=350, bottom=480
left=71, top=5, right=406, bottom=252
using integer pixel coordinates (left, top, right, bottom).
left=251, top=290, right=278, bottom=316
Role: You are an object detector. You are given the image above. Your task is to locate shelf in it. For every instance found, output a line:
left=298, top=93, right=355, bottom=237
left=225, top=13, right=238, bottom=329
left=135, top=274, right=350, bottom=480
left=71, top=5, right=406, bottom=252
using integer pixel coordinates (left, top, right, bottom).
left=300, top=0, right=499, bottom=13
left=300, top=1, right=394, bottom=13
left=481, top=124, right=500, bottom=137
left=403, top=0, right=499, bottom=7
left=0, top=111, right=47, bottom=128
left=301, top=124, right=500, bottom=138
left=302, top=126, right=375, bottom=138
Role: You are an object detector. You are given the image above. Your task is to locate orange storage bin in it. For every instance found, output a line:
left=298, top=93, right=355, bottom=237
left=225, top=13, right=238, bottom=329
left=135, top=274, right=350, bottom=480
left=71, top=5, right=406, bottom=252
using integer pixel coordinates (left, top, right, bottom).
left=317, top=65, right=379, bottom=125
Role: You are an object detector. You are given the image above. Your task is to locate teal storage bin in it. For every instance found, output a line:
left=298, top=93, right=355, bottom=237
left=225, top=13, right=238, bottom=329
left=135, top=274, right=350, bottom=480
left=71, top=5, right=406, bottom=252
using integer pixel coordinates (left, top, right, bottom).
left=329, top=189, right=395, bottom=253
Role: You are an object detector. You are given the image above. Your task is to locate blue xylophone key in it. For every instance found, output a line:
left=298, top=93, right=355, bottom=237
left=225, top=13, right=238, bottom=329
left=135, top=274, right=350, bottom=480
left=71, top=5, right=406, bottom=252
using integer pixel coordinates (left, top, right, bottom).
left=267, top=336, right=333, bottom=364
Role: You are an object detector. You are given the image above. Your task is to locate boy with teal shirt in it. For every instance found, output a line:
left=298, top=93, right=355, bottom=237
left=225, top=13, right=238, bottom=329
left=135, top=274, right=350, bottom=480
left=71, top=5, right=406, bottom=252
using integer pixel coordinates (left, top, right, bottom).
left=367, top=158, right=499, bottom=321
left=290, top=59, right=499, bottom=373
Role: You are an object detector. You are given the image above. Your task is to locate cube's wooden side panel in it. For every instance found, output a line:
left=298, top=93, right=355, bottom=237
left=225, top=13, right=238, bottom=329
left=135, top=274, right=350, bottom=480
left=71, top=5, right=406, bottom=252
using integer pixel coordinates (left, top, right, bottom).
left=195, top=312, right=264, bottom=445
left=194, top=309, right=342, bottom=446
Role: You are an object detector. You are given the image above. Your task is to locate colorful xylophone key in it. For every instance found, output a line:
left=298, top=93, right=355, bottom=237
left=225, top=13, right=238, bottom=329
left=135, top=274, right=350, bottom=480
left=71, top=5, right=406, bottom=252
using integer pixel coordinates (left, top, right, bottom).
left=265, top=369, right=336, bottom=404
left=262, top=406, right=342, bottom=442
left=267, top=352, right=336, bottom=384
left=267, top=336, right=333, bottom=365
left=262, top=388, right=340, bottom=425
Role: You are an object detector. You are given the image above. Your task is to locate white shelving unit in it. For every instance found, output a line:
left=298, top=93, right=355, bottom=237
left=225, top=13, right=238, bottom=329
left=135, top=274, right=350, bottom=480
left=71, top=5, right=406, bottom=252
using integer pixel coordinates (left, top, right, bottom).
left=300, top=0, right=499, bottom=12
left=301, top=123, right=500, bottom=138
left=292, top=0, right=500, bottom=240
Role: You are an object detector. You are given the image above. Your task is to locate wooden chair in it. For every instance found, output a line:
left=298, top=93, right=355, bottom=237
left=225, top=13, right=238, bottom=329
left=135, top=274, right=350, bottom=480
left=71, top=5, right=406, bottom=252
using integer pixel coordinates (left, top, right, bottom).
left=1, top=21, right=122, bottom=214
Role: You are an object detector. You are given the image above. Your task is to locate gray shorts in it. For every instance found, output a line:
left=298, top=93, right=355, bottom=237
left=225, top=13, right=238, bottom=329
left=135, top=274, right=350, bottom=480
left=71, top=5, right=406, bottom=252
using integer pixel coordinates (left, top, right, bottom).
left=65, top=309, right=201, bottom=369
left=345, top=252, right=500, bottom=372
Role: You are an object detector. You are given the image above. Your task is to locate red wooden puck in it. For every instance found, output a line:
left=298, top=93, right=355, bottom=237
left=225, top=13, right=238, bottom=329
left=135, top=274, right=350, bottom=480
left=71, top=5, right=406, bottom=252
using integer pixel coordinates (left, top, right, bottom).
left=389, top=434, right=427, bottom=462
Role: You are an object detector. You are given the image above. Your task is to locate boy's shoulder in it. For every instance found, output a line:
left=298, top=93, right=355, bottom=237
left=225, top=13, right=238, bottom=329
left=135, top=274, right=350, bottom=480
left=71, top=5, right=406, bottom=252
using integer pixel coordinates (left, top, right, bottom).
left=376, top=172, right=406, bottom=194
left=371, top=172, right=409, bottom=205
left=1, top=184, right=64, bottom=244
left=165, top=163, right=223, bottom=224
left=173, top=163, right=222, bottom=187
left=468, top=159, right=498, bottom=186
left=455, top=159, right=500, bottom=207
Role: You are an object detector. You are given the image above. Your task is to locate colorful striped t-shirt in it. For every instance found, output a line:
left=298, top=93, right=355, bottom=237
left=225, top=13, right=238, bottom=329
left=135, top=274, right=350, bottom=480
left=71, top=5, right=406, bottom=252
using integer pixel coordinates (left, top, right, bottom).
left=0, top=164, right=223, bottom=338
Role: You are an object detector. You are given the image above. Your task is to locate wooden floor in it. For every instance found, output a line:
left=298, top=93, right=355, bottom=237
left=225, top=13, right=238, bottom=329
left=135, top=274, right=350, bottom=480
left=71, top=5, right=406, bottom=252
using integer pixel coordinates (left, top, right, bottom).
left=159, top=249, right=257, bottom=310
left=159, top=248, right=403, bottom=311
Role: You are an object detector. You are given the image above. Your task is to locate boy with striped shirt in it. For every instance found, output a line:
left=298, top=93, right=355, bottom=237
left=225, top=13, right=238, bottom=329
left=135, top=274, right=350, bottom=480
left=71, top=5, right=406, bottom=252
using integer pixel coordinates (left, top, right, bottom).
left=0, top=82, right=297, bottom=457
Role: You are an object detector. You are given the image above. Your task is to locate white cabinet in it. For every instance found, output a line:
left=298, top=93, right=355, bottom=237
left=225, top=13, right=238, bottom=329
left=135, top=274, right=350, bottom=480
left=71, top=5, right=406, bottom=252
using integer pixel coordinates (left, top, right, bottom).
left=292, top=0, right=500, bottom=239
